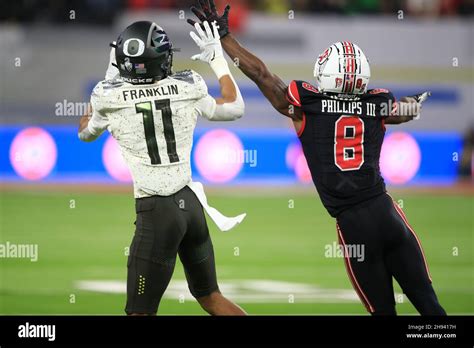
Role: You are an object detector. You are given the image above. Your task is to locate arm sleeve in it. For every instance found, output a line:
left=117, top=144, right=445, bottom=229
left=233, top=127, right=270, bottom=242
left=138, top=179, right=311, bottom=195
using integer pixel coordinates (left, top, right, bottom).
left=195, top=94, right=217, bottom=120
left=195, top=93, right=245, bottom=122
left=367, top=89, right=398, bottom=118
left=78, top=86, right=110, bottom=142
left=193, top=72, right=245, bottom=122
left=87, top=108, right=109, bottom=136
left=77, top=108, right=109, bottom=142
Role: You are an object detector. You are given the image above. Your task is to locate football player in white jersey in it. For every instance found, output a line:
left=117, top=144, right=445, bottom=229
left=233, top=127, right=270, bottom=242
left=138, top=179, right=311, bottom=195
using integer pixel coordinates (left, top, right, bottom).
left=78, top=20, right=246, bottom=315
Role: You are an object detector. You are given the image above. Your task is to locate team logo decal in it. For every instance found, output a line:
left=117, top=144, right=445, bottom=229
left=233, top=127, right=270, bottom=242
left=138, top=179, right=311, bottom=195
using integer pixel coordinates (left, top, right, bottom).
left=124, top=58, right=133, bottom=72
left=318, top=47, right=332, bottom=65
left=335, top=78, right=343, bottom=88
left=369, top=88, right=389, bottom=94
left=123, top=38, right=145, bottom=57
left=153, top=30, right=171, bottom=53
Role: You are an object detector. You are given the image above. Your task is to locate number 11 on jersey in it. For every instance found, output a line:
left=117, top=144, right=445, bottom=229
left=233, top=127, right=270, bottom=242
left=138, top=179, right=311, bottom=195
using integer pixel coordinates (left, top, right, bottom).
left=135, top=99, right=179, bottom=165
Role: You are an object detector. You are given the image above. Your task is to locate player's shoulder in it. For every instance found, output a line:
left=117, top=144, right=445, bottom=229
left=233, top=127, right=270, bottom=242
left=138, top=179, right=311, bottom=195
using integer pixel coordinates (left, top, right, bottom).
left=169, top=69, right=208, bottom=99
left=287, top=80, right=321, bottom=107
left=365, top=88, right=396, bottom=102
left=92, top=78, right=127, bottom=98
left=169, top=69, right=206, bottom=87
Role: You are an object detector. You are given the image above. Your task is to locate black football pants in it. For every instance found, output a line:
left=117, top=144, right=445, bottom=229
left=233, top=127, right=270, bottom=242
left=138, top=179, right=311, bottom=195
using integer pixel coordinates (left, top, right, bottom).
left=125, top=186, right=219, bottom=315
left=336, top=193, right=446, bottom=315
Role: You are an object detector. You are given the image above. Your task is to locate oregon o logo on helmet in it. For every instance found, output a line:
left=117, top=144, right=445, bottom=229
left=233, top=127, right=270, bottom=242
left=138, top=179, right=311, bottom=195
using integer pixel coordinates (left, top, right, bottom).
left=123, top=38, right=145, bottom=57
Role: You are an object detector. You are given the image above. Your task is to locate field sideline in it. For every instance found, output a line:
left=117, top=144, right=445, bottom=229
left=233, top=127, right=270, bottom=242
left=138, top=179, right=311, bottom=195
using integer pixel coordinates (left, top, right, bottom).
left=0, top=184, right=472, bottom=315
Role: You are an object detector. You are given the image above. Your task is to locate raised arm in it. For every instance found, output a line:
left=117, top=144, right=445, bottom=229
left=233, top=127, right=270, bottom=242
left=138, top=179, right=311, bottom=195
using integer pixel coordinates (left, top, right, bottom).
left=189, top=21, right=244, bottom=121
left=221, top=34, right=298, bottom=119
left=385, top=92, right=431, bottom=125
left=187, top=0, right=301, bottom=121
left=78, top=102, right=108, bottom=142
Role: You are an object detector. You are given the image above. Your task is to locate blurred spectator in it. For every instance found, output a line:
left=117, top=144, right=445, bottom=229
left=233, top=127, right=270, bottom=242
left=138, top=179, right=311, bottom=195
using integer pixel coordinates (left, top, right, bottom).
left=1, top=0, right=473, bottom=24
left=0, top=0, right=124, bottom=25
left=459, top=126, right=474, bottom=180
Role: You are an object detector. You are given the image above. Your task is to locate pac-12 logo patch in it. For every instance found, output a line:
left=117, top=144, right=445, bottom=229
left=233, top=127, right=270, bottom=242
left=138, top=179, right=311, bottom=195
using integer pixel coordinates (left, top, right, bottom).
left=369, top=88, right=389, bottom=94
left=302, top=82, right=319, bottom=94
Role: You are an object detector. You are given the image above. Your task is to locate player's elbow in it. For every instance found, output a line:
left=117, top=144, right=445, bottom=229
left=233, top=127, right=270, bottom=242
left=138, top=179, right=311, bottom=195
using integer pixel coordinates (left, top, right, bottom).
left=253, top=64, right=272, bottom=85
left=224, top=102, right=245, bottom=121
left=212, top=99, right=245, bottom=121
left=231, top=97, right=245, bottom=119
left=78, top=130, right=98, bottom=142
left=233, top=105, right=245, bottom=120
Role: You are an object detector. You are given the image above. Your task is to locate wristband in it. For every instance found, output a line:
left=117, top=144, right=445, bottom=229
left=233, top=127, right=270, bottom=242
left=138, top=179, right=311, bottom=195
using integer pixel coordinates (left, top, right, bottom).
left=210, top=56, right=231, bottom=79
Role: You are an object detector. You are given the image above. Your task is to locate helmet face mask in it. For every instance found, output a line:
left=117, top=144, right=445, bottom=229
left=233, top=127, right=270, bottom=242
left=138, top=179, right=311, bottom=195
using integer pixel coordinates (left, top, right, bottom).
left=314, top=42, right=371, bottom=95
left=115, top=21, right=174, bottom=85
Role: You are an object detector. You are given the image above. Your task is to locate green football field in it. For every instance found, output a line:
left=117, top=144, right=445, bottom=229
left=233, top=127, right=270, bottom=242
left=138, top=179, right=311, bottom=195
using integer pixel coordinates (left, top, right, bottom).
left=0, top=187, right=472, bottom=315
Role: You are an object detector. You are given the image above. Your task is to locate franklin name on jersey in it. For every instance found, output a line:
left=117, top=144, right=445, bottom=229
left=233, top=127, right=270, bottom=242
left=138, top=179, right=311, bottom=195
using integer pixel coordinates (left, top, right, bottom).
left=89, top=70, right=218, bottom=198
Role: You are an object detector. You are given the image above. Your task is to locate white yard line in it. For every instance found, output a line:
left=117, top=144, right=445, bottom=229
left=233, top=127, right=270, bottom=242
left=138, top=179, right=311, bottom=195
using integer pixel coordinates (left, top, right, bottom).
left=76, top=279, right=362, bottom=303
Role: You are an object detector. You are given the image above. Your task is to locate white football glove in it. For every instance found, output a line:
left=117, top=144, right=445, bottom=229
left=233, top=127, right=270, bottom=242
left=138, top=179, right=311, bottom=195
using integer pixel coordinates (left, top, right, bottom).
left=190, top=21, right=230, bottom=79
left=411, top=91, right=431, bottom=120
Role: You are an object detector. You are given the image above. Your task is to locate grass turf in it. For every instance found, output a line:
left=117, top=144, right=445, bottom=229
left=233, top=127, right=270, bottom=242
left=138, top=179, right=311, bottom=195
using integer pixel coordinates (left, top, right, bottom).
left=0, top=189, right=472, bottom=315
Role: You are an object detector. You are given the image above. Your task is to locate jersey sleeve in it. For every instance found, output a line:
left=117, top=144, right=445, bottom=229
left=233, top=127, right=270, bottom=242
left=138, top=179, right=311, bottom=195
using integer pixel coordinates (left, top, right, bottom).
left=194, top=95, right=217, bottom=120
left=286, top=80, right=321, bottom=108
left=188, top=70, right=218, bottom=120
left=191, top=70, right=209, bottom=99
left=89, top=82, right=111, bottom=136
left=367, top=88, right=397, bottom=117
left=172, top=70, right=209, bottom=102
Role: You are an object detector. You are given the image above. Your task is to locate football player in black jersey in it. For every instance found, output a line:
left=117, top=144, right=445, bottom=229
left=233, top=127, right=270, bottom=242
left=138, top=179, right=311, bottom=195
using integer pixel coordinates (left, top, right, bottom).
left=188, top=0, right=446, bottom=315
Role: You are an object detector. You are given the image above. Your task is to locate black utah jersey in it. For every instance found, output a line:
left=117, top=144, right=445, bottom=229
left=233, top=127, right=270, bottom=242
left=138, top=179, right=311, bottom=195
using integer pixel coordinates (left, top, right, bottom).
left=287, top=80, right=397, bottom=217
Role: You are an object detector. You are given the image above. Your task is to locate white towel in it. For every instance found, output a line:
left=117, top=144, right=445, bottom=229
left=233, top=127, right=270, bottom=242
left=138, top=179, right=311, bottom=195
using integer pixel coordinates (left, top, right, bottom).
left=187, top=181, right=246, bottom=232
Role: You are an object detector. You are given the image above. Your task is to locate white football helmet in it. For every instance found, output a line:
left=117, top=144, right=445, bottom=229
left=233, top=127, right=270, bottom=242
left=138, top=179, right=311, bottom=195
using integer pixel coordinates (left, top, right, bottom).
left=314, top=41, right=370, bottom=95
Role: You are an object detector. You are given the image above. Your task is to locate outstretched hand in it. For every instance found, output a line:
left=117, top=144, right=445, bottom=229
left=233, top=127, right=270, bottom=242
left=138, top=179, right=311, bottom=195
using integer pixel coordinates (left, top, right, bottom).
left=187, top=0, right=231, bottom=38
left=190, top=21, right=224, bottom=64
left=411, top=91, right=431, bottom=104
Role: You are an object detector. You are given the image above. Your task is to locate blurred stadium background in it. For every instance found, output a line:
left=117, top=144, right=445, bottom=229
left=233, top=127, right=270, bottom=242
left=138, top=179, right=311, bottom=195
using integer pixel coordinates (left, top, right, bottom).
left=0, top=0, right=473, bottom=315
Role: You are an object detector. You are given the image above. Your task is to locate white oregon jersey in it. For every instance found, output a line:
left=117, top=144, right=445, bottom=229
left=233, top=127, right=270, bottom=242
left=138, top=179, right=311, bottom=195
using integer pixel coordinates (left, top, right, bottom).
left=89, top=70, right=217, bottom=198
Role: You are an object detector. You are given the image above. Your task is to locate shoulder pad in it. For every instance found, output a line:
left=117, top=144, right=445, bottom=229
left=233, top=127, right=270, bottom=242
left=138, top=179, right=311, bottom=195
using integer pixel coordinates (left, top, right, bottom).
left=101, top=79, right=125, bottom=90
left=367, top=88, right=395, bottom=102
left=170, top=70, right=195, bottom=84
left=287, top=80, right=320, bottom=107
